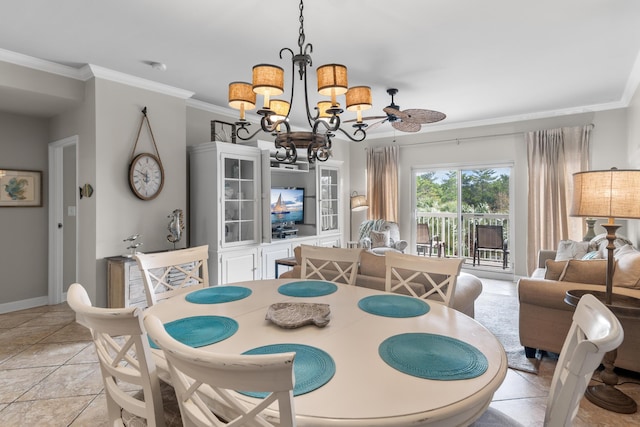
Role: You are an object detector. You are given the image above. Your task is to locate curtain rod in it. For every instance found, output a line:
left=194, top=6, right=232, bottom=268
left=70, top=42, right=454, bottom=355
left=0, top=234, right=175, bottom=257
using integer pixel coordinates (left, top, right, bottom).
left=392, top=123, right=595, bottom=149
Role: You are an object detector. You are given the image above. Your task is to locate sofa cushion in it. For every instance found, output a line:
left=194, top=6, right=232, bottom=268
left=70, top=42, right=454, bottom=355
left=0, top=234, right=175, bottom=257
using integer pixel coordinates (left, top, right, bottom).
left=544, top=259, right=568, bottom=281
left=560, top=259, right=607, bottom=285
left=370, top=230, right=390, bottom=248
left=613, top=244, right=640, bottom=288
left=555, top=240, right=591, bottom=261
left=590, top=233, right=634, bottom=258
left=359, top=250, right=386, bottom=277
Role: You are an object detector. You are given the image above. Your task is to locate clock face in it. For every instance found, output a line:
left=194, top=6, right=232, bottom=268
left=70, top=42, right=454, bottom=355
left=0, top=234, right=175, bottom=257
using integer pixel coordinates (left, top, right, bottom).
left=129, top=153, right=164, bottom=200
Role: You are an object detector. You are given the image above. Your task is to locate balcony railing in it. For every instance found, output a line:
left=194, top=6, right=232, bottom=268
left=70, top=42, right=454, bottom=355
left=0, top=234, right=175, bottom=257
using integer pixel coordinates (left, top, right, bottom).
left=416, top=212, right=509, bottom=268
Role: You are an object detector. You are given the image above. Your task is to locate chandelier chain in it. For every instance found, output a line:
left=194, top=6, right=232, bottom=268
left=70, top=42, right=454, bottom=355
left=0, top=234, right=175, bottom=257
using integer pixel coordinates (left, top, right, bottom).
left=298, top=0, right=305, bottom=51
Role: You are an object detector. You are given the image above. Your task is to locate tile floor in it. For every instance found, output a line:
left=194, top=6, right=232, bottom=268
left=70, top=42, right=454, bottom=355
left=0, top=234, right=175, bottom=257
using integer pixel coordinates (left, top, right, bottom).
left=0, top=280, right=639, bottom=426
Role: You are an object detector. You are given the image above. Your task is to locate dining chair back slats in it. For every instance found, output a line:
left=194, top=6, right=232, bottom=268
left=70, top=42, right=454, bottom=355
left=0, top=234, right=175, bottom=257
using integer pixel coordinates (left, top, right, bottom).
left=135, top=245, right=209, bottom=306
left=385, top=252, right=464, bottom=307
left=67, top=283, right=178, bottom=427
left=544, top=293, right=624, bottom=426
left=300, top=245, right=362, bottom=285
left=144, top=314, right=296, bottom=427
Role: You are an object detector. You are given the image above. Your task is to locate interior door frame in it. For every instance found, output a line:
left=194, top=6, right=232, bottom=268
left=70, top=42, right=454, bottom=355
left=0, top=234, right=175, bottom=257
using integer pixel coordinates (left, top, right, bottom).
left=48, top=135, right=78, bottom=305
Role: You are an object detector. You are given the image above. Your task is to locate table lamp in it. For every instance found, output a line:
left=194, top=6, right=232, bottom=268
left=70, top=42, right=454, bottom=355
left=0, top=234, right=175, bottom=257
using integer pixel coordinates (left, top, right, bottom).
left=570, top=167, right=640, bottom=413
left=571, top=168, right=640, bottom=304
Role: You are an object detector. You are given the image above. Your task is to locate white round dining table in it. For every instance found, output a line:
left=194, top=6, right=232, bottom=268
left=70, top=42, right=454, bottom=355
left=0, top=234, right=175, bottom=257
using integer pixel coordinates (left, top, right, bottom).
left=145, top=279, right=507, bottom=426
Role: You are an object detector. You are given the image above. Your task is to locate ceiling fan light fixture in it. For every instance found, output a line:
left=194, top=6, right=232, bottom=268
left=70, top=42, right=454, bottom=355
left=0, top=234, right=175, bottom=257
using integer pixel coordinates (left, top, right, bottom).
left=228, top=82, right=256, bottom=121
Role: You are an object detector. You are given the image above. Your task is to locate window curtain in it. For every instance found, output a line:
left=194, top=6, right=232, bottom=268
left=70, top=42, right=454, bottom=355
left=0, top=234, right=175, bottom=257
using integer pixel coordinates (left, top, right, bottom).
left=526, top=125, right=591, bottom=274
left=366, top=146, right=398, bottom=222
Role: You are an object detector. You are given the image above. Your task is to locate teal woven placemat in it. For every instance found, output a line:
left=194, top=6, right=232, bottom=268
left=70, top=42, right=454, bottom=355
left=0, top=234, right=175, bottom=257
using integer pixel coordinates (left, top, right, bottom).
left=379, top=333, right=488, bottom=380
left=278, top=280, right=338, bottom=297
left=358, top=295, right=430, bottom=318
left=239, top=343, right=335, bottom=398
left=149, top=316, right=238, bottom=349
left=185, top=286, right=252, bottom=304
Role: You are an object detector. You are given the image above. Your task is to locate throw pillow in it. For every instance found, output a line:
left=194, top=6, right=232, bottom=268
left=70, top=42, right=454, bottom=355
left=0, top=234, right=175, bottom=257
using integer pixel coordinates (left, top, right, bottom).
left=590, top=233, right=633, bottom=258
left=544, top=259, right=568, bottom=281
left=555, top=240, right=591, bottom=261
left=582, top=251, right=602, bottom=260
left=612, top=245, right=640, bottom=288
left=560, top=259, right=607, bottom=285
left=370, top=230, right=390, bottom=248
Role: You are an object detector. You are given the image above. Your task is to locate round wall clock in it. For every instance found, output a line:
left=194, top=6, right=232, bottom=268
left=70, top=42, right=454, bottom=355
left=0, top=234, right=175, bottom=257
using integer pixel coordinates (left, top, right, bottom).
left=129, top=152, right=164, bottom=200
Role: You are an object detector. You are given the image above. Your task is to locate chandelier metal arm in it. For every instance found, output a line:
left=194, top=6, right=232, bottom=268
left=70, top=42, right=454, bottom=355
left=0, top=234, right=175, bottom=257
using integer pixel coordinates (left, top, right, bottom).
left=334, top=124, right=368, bottom=142
left=235, top=121, right=262, bottom=141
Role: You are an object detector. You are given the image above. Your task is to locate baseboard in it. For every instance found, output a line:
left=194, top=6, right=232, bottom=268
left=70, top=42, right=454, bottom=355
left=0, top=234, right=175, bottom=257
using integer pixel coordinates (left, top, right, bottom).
left=0, top=296, right=50, bottom=314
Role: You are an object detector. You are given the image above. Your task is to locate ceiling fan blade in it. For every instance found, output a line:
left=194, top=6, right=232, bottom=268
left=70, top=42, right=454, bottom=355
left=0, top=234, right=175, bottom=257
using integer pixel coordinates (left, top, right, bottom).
left=403, top=109, right=447, bottom=124
left=343, top=115, right=387, bottom=123
left=367, top=118, right=387, bottom=131
left=383, top=106, right=404, bottom=118
left=392, top=121, right=421, bottom=133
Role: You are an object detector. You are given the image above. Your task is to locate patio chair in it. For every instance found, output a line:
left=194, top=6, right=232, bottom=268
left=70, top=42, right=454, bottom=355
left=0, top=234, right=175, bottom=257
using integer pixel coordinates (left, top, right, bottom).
left=300, top=244, right=362, bottom=285
left=416, top=222, right=444, bottom=257
left=385, top=251, right=464, bottom=307
left=473, top=224, right=508, bottom=269
left=144, top=313, right=296, bottom=427
left=67, top=283, right=181, bottom=427
left=135, top=245, right=209, bottom=306
left=473, top=293, right=623, bottom=426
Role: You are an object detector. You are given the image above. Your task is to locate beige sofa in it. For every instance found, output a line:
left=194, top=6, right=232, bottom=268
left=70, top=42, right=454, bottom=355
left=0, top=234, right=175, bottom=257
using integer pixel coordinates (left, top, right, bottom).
left=518, top=248, right=640, bottom=373
left=280, top=247, right=483, bottom=318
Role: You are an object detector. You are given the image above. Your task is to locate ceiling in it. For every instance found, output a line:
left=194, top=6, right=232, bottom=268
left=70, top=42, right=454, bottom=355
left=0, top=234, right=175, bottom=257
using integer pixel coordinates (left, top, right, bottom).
left=1, top=0, right=640, bottom=139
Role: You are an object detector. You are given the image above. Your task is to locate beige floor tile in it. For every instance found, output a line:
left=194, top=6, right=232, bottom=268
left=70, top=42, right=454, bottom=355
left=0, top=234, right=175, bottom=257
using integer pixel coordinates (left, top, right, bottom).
left=68, top=394, right=110, bottom=427
left=0, top=366, right=57, bottom=403
left=39, top=322, right=92, bottom=343
left=0, top=325, right=62, bottom=346
left=18, top=310, right=77, bottom=328
left=0, top=344, right=29, bottom=365
left=0, top=395, right=94, bottom=426
left=1, top=342, right=90, bottom=369
left=17, top=363, right=103, bottom=401
left=0, top=312, right=42, bottom=329
left=492, top=369, right=546, bottom=401
left=65, top=343, right=97, bottom=364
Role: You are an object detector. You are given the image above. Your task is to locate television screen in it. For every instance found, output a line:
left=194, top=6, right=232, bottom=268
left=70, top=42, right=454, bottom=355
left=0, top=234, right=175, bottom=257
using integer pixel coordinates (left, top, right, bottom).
left=271, top=187, right=304, bottom=225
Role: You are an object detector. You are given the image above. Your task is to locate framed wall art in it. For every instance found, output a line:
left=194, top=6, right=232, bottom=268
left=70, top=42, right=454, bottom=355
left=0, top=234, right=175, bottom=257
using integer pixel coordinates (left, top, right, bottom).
left=0, top=169, right=42, bottom=207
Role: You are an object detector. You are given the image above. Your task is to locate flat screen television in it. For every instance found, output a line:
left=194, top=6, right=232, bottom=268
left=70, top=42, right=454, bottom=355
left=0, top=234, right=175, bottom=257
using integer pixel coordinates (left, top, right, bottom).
left=271, top=187, right=305, bottom=225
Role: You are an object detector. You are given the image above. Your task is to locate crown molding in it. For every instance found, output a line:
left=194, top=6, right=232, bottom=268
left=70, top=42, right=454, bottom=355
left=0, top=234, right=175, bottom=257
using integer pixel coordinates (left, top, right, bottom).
left=0, top=48, right=85, bottom=80
left=84, top=64, right=194, bottom=99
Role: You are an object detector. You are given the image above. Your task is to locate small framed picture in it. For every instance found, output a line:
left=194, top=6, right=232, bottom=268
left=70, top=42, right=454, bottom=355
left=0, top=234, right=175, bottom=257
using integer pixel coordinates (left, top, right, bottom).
left=0, top=169, right=43, bottom=207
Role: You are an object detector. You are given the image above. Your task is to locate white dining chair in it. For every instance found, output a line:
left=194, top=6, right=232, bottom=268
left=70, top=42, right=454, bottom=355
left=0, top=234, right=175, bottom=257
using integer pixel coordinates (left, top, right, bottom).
left=135, top=245, right=209, bottom=306
left=144, top=313, right=297, bottom=427
left=300, top=244, right=362, bottom=285
left=473, top=293, right=624, bottom=427
left=384, top=251, right=464, bottom=307
left=67, top=283, right=181, bottom=427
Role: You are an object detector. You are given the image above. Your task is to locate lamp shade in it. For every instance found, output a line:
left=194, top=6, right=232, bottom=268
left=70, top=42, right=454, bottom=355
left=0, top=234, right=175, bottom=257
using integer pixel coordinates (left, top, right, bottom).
left=252, top=64, right=285, bottom=95
left=571, top=169, right=640, bottom=219
left=269, top=99, right=290, bottom=122
left=346, top=86, right=372, bottom=123
left=317, top=64, right=348, bottom=97
left=317, top=101, right=334, bottom=118
left=228, top=82, right=256, bottom=120
left=350, top=194, right=368, bottom=211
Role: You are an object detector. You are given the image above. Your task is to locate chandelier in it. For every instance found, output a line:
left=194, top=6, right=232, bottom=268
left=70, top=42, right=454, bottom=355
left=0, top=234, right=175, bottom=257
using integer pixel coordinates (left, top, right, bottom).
left=227, top=0, right=372, bottom=164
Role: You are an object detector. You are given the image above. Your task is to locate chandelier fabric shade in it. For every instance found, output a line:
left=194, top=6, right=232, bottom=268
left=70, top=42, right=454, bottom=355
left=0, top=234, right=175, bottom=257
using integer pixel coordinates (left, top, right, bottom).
left=317, top=101, right=334, bottom=119
left=346, top=86, right=373, bottom=123
left=252, top=64, right=284, bottom=108
left=317, top=64, right=349, bottom=100
left=571, top=169, right=640, bottom=220
left=228, top=82, right=256, bottom=120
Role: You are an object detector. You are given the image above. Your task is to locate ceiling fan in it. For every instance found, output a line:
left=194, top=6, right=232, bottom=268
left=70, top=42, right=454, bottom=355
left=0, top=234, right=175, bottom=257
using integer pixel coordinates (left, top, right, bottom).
left=347, top=88, right=446, bottom=132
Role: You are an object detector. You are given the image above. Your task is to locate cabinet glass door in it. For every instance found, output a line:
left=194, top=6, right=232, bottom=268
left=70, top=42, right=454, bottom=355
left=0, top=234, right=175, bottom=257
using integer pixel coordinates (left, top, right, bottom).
left=319, top=166, right=339, bottom=232
left=223, top=155, right=256, bottom=245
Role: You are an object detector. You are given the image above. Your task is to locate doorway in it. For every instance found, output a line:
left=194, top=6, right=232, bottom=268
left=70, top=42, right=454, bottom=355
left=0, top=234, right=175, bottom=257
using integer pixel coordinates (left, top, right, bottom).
left=48, top=136, right=78, bottom=304
left=412, top=164, right=512, bottom=269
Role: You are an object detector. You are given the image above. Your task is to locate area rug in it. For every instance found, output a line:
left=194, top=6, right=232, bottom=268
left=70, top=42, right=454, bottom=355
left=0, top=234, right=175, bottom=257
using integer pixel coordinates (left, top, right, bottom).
left=474, top=288, right=541, bottom=374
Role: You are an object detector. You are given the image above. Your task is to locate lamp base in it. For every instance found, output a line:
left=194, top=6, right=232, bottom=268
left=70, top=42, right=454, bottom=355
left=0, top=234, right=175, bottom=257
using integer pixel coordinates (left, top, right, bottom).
left=585, top=384, right=637, bottom=414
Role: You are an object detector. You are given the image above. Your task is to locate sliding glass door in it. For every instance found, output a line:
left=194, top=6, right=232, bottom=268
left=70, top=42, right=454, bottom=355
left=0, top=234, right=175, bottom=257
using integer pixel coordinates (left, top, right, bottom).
left=413, top=165, right=512, bottom=270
